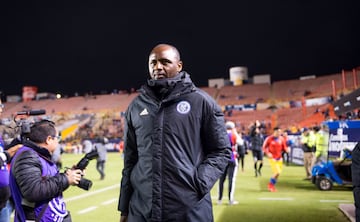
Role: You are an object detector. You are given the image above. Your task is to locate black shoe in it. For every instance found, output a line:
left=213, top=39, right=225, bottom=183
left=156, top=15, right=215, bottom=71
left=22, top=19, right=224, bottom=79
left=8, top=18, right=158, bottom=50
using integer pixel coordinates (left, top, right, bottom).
left=255, top=170, right=258, bottom=177
left=257, top=170, right=261, bottom=176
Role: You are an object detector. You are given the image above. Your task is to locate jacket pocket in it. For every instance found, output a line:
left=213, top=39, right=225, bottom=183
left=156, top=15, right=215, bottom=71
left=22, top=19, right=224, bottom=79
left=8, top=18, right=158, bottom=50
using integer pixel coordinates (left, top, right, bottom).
left=186, top=193, right=213, bottom=222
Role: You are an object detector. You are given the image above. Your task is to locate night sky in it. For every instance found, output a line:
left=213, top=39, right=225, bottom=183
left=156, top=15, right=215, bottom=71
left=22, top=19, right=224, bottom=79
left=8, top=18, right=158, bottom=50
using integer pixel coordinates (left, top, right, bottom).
left=1, top=1, right=359, bottom=97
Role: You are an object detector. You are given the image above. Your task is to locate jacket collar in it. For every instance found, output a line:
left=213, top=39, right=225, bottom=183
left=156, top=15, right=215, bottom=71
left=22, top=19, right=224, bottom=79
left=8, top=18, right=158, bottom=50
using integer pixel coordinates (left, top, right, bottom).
left=23, top=140, right=52, bottom=159
left=142, top=71, right=194, bottom=100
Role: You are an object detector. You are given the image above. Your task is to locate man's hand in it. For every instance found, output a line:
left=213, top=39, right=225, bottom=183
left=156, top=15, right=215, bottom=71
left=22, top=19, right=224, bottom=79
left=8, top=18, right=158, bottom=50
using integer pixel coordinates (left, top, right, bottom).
left=120, top=215, right=128, bottom=222
left=266, top=152, right=273, bottom=159
left=65, top=169, right=83, bottom=185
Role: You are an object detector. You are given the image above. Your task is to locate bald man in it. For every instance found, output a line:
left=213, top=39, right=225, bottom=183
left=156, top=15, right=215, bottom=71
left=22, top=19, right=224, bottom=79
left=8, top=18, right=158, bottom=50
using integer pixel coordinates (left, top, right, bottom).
left=118, top=44, right=232, bottom=222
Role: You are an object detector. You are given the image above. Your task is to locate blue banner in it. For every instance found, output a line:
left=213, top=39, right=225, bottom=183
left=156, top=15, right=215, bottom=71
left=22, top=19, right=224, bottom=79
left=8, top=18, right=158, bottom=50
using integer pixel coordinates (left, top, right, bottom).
left=326, top=120, right=360, bottom=158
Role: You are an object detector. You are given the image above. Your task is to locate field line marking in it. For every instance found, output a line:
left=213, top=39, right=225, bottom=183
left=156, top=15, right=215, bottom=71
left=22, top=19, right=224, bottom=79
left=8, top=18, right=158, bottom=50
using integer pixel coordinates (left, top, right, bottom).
left=65, top=184, right=120, bottom=202
left=258, top=197, right=294, bottom=201
left=319, top=200, right=352, bottom=203
left=102, top=198, right=118, bottom=205
left=78, top=206, right=98, bottom=214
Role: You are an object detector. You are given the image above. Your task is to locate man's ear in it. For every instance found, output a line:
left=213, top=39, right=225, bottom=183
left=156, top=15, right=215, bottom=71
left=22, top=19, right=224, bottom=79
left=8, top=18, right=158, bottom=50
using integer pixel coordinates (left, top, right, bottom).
left=177, top=61, right=183, bottom=72
left=46, top=135, right=53, bottom=144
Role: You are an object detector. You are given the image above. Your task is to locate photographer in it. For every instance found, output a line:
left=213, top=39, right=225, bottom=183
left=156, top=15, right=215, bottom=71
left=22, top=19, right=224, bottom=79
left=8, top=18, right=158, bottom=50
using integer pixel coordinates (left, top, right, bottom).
left=0, top=100, right=22, bottom=222
left=9, top=119, right=84, bottom=222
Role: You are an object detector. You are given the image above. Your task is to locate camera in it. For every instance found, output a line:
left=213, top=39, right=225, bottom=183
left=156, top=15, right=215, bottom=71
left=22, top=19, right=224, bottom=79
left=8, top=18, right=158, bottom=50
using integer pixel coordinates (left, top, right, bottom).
left=5, top=109, right=46, bottom=148
left=73, top=150, right=99, bottom=190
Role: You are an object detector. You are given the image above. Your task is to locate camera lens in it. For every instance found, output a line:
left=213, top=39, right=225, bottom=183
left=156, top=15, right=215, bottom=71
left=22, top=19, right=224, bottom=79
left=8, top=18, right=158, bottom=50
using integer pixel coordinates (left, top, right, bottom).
left=77, top=178, right=93, bottom=190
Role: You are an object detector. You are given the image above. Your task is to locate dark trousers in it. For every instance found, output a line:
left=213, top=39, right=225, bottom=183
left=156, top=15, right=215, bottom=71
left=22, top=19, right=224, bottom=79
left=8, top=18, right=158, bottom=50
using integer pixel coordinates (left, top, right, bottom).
left=282, top=151, right=290, bottom=165
left=218, top=161, right=236, bottom=201
left=96, top=160, right=105, bottom=179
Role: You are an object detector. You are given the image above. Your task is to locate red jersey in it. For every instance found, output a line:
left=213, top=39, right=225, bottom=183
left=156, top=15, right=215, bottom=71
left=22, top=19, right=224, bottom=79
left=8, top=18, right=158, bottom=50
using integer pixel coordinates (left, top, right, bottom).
left=227, top=130, right=238, bottom=161
left=262, top=135, right=288, bottom=159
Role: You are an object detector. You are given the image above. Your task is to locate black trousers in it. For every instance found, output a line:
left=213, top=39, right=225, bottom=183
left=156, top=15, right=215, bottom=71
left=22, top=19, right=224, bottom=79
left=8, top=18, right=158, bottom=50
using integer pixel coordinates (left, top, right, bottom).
left=96, top=160, right=105, bottom=178
left=218, top=161, right=236, bottom=201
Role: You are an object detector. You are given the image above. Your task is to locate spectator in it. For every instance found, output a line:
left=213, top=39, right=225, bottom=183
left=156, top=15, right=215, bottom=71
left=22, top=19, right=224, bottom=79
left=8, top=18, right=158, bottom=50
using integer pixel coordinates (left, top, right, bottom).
left=117, top=43, right=231, bottom=222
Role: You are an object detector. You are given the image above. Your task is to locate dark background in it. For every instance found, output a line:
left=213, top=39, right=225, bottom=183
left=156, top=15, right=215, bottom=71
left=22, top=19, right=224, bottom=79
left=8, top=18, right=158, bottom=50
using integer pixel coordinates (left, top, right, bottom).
left=1, top=1, right=359, bottom=97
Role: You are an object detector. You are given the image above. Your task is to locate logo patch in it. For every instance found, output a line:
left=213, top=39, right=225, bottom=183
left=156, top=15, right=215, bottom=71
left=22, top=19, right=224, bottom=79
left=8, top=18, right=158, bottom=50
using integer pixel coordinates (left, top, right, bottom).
left=176, top=101, right=191, bottom=114
left=140, top=108, right=149, bottom=116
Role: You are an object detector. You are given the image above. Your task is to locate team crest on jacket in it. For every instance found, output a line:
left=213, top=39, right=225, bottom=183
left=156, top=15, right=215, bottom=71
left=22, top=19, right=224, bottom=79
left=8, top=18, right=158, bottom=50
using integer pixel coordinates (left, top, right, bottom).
left=176, top=101, right=191, bottom=114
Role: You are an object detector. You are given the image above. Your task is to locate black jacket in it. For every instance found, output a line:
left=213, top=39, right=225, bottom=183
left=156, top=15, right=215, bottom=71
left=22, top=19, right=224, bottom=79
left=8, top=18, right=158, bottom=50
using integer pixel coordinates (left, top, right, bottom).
left=10, top=141, right=69, bottom=203
left=118, top=72, right=232, bottom=222
left=249, top=126, right=264, bottom=152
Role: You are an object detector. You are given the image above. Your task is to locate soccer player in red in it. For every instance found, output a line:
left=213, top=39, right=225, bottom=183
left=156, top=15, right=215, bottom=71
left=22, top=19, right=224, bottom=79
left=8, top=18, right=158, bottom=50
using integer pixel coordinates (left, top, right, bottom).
left=262, top=127, right=289, bottom=192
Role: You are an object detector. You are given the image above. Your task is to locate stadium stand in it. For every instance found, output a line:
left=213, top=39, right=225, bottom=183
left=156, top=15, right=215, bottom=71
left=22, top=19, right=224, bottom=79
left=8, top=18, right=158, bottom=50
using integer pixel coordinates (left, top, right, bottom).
left=0, top=68, right=359, bottom=141
left=217, top=83, right=272, bottom=106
